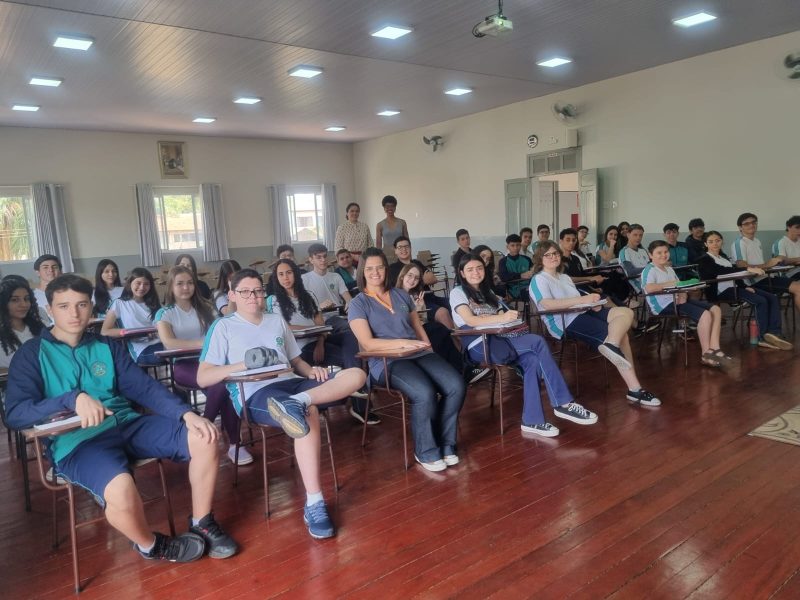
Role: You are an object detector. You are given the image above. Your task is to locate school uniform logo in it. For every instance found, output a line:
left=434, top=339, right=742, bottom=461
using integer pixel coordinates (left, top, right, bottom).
left=91, top=361, right=108, bottom=377
left=275, top=336, right=284, bottom=347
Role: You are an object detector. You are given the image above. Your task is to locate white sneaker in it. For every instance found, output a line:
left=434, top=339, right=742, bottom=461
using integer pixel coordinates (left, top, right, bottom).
left=443, top=454, right=460, bottom=466
left=414, top=455, right=447, bottom=472
left=228, top=445, right=254, bottom=466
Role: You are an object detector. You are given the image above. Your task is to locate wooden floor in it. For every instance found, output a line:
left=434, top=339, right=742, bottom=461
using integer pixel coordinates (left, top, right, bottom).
left=2, top=323, right=800, bottom=599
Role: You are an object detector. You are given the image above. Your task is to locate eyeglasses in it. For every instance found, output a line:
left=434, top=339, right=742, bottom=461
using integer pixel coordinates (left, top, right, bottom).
left=235, top=287, right=267, bottom=299
left=542, top=252, right=561, bottom=259
left=741, top=220, right=757, bottom=227
left=395, top=244, right=411, bottom=250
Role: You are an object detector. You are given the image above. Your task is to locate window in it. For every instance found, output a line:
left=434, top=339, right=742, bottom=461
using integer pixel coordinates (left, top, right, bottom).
left=287, top=185, right=325, bottom=243
left=0, top=186, right=36, bottom=262
left=153, top=187, right=204, bottom=251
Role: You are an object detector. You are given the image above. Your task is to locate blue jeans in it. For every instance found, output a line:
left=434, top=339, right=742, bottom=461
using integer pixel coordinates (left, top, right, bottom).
left=136, top=342, right=165, bottom=367
left=468, top=333, right=573, bottom=426
left=718, top=287, right=782, bottom=336
left=300, top=329, right=360, bottom=370
left=377, top=352, right=465, bottom=463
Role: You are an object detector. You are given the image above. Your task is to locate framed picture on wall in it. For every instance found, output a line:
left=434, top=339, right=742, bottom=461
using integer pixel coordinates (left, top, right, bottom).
left=158, top=141, right=187, bottom=179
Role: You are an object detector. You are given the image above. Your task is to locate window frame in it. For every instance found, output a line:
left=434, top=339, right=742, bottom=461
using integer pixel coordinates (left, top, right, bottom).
left=152, top=186, right=204, bottom=251
left=0, top=185, right=37, bottom=264
left=286, top=184, right=325, bottom=244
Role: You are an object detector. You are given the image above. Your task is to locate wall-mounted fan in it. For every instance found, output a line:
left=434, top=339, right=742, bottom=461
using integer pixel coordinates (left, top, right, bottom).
left=552, top=102, right=578, bottom=123
left=423, top=135, right=444, bottom=152
left=783, top=52, right=800, bottom=80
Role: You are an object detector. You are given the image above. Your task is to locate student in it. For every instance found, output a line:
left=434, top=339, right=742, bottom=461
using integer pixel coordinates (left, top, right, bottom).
left=559, top=228, right=629, bottom=306
left=520, top=227, right=534, bottom=258
left=530, top=241, right=661, bottom=407
left=101, top=267, right=163, bottom=366
left=617, top=221, right=631, bottom=252
left=576, top=225, right=594, bottom=263
left=375, top=195, right=409, bottom=253
left=155, top=266, right=251, bottom=465
left=498, top=233, right=533, bottom=300
left=663, top=223, right=689, bottom=267
left=772, top=215, right=800, bottom=279
left=213, top=260, right=241, bottom=316
left=197, top=268, right=365, bottom=539
left=531, top=224, right=551, bottom=253
left=334, top=249, right=359, bottom=296
left=6, top=274, right=237, bottom=562
left=618, top=224, right=650, bottom=292
left=33, top=254, right=62, bottom=321
left=387, top=236, right=436, bottom=288
left=275, top=244, right=307, bottom=273
left=349, top=248, right=466, bottom=472
left=175, top=254, right=212, bottom=300
left=0, top=276, right=45, bottom=372
left=301, top=244, right=352, bottom=331
left=452, top=254, right=598, bottom=436
left=334, top=202, right=373, bottom=262
left=92, top=259, right=123, bottom=317
left=473, top=244, right=506, bottom=297
left=698, top=231, right=791, bottom=351
left=595, top=226, right=620, bottom=266
left=685, top=218, right=707, bottom=263
left=267, top=259, right=374, bottom=425
left=451, top=228, right=472, bottom=278
left=395, top=262, right=454, bottom=329
left=731, top=212, right=800, bottom=312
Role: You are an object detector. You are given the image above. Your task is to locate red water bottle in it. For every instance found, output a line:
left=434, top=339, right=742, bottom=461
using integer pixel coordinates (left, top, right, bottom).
left=749, top=317, right=759, bottom=346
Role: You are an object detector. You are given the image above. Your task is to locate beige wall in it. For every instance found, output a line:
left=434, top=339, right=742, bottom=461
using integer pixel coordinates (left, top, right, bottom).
left=354, top=30, right=800, bottom=237
left=0, top=127, right=354, bottom=259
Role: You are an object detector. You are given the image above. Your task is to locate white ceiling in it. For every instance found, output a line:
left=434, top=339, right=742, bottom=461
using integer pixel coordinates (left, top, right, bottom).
left=1, top=0, right=799, bottom=141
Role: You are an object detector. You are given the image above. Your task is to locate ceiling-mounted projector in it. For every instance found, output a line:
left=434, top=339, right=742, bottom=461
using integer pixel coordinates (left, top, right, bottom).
left=473, top=1, right=513, bottom=37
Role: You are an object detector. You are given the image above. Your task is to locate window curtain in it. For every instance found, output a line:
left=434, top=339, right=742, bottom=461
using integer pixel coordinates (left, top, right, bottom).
left=200, top=183, right=230, bottom=262
left=321, top=183, right=339, bottom=248
left=134, top=182, right=162, bottom=267
left=268, top=184, right=290, bottom=249
left=31, top=183, right=74, bottom=272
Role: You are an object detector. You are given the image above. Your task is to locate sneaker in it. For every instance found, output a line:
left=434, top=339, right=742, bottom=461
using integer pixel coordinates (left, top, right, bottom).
left=227, top=445, right=254, bottom=466
left=758, top=339, right=781, bottom=350
left=414, top=455, right=447, bottom=472
left=266, top=397, right=309, bottom=438
left=598, top=342, right=632, bottom=370
left=467, top=367, right=491, bottom=384
left=520, top=422, right=560, bottom=437
left=553, top=403, right=599, bottom=425
left=188, top=513, right=238, bottom=559
left=512, top=364, right=525, bottom=379
left=626, top=389, right=662, bottom=407
left=137, top=532, right=206, bottom=562
left=303, top=500, right=336, bottom=539
left=349, top=405, right=381, bottom=425
left=442, top=454, right=460, bottom=466
left=46, top=467, right=66, bottom=485
left=764, top=333, right=793, bottom=351
left=350, top=388, right=369, bottom=399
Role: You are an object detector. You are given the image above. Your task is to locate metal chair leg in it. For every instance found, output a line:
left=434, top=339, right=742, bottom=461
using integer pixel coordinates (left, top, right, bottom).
left=321, top=411, right=339, bottom=492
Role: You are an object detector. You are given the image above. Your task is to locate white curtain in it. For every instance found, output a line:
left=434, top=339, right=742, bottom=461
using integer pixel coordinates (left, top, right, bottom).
left=321, top=183, right=339, bottom=249
left=31, top=183, right=74, bottom=272
left=268, top=184, right=290, bottom=249
left=200, top=183, right=230, bottom=262
left=135, top=183, right=162, bottom=267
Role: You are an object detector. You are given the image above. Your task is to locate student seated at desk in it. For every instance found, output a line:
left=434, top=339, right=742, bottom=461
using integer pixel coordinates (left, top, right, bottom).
left=772, top=215, right=800, bottom=280
left=92, top=259, right=123, bottom=317
left=498, top=233, right=533, bottom=300
left=155, top=266, right=250, bottom=465
left=0, top=276, right=45, bottom=372
left=559, top=228, right=628, bottom=306
left=473, top=244, right=506, bottom=297
left=532, top=224, right=551, bottom=253
left=387, top=236, right=437, bottom=289
left=348, top=248, right=466, bottom=473
left=212, top=260, right=241, bottom=316
left=451, top=228, right=472, bottom=283
left=334, top=248, right=359, bottom=297
left=530, top=241, right=661, bottom=407
left=452, top=254, right=597, bottom=436
left=520, top=227, right=534, bottom=258
left=685, top=218, right=707, bottom=264
left=33, top=253, right=62, bottom=323
left=301, top=243, right=351, bottom=332
left=618, top=224, right=650, bottom=292
left=699, top=231, right=791, bottom=351
left=175, top=254, right=212, bottom=301
left=595, top=226, right=620, bottom=266
left=197, top=268, right=365, bottom=539
left=643, top=240, right=731, bottom=368
left=101, top=267, right=163, bottom=366
left=577, top=225, right=594, bottom=263
left=5, top=274, right=237, bottom=563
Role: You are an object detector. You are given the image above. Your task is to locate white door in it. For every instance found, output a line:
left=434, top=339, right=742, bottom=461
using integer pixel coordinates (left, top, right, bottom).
left=504, top=178, right=531, bottom=234
left=579, top=169, right=599, bottom=243
left=532, top=179, right=557, bottom=232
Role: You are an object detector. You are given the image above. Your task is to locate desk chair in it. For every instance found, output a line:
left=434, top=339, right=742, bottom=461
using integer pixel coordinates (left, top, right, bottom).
left=643, top=289, right=697, bottom=367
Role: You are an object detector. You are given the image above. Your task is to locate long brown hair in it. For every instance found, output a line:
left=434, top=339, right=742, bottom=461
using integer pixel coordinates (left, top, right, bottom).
left=532, top=240, right=566, bottom=275
left=395, top=262, right=424, bottom=294
left=163, top=265, right=216, bottom=331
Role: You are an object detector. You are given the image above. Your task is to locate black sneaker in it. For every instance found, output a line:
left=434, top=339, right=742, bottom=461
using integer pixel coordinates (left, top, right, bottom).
left=137, top=531, right=206, bottom=562
left=188, top=513, right=238, bottom=559
left=598, top=342, right=632, bottom=370
left=626, top=389, right=662, bottom=407
left=350, top=399, right=381, bottom=425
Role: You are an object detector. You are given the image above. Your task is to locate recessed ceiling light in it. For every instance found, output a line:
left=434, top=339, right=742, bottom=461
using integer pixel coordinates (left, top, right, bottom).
left=371, top=25, right=413, bottom=40
left=377, top=110, right=400, bottom=117
left=325, top=126, right=346, bottom=132
left=29, top=76, right=63, bottom=87
left=193, top=117, right=216, bottom=123
left=445, top=88, right=472, bottom=96
left=13, top=104, right=40, bottom=112
left=673, top=12, right=717, bottom=28
left=288, top=65, right=323, bottom=78
left=53, top=36, right=93, bottom=50
left=234, top=97, right=262, bottom=104
left=537, top=57, right=572, bottom=68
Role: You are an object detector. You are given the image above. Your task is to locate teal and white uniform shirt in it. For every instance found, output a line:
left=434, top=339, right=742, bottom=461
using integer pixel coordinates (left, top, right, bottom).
left=154, top=304, right=204, bottom=340
left=200, top=312, right=301, bottom=415
left=618, top=246, right=650, bottom=291
left=109, top=298, right=160, bottom=360
left=773, top=235, right=800, bottom=278
left=594, top=242, right=618, bottom=266
left=266, top=295, right=318, bottom=349
left=642, top=264, right=678, bottom=315
left=529, top=272, right=585, bottom=339
left=301, top=271, right=348, bottom=307
left=730, top=235, right=766, bottom=283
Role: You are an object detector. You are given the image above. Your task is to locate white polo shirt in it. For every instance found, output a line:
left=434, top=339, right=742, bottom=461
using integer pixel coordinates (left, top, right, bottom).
left=266, top=295, right=317, bottom=348
left=774, top=235, right=800, bottom=278
left=642, top=264, right=678, bottom=314
left=155, top=305, right=205, bottom=341
left=109, top=298, right=160, bottom=360
left=529, top=272, right=584, bottom=338
left=301, top=271, right=348, bottom=307
left=0, top=325, right=34, bottom=369
left=730, top=235, right=767, bottom=282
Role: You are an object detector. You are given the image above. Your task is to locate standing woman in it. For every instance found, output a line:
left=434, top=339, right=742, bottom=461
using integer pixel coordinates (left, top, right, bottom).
left=92, top=259, right=124, bottom=316
left=452, top=254, right=597, bottom=436
left=0, top=277, right=45, bottom=372
left=348, top=248, right=466, bottom=472
left=375, top=195, right=409, bottom=253
left=101, top=267, right=163, bottom=366
left=175, top=253, right=212, bottom=300
left=335, top=202, right=373, bottom=264
left=213, top=259, right=241, bottom=316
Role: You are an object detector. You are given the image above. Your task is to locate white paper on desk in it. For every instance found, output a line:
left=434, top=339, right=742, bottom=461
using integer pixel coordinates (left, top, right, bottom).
left=571, top=299, right=608, bottom=309
left=294, top=325, right=331, bottom=334
left=716, top=271, right=751, bottom=280
left=229, top=364, right=290, bottom=377
left=473, top=319, right=524, bottom=330
left=34, top=414, right=81, bottom=431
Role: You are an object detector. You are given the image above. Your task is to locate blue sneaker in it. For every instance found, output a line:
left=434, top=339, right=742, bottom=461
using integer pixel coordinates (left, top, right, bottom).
left=267, top=397, right=309, bottom=438
left=303, top=500, right=335, bottom=539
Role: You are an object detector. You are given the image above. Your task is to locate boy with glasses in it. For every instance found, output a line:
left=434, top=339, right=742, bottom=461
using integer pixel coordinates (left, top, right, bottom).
left=198, top=269, right=366, bottom=538
left=388, top=236, right=435, bottom=287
